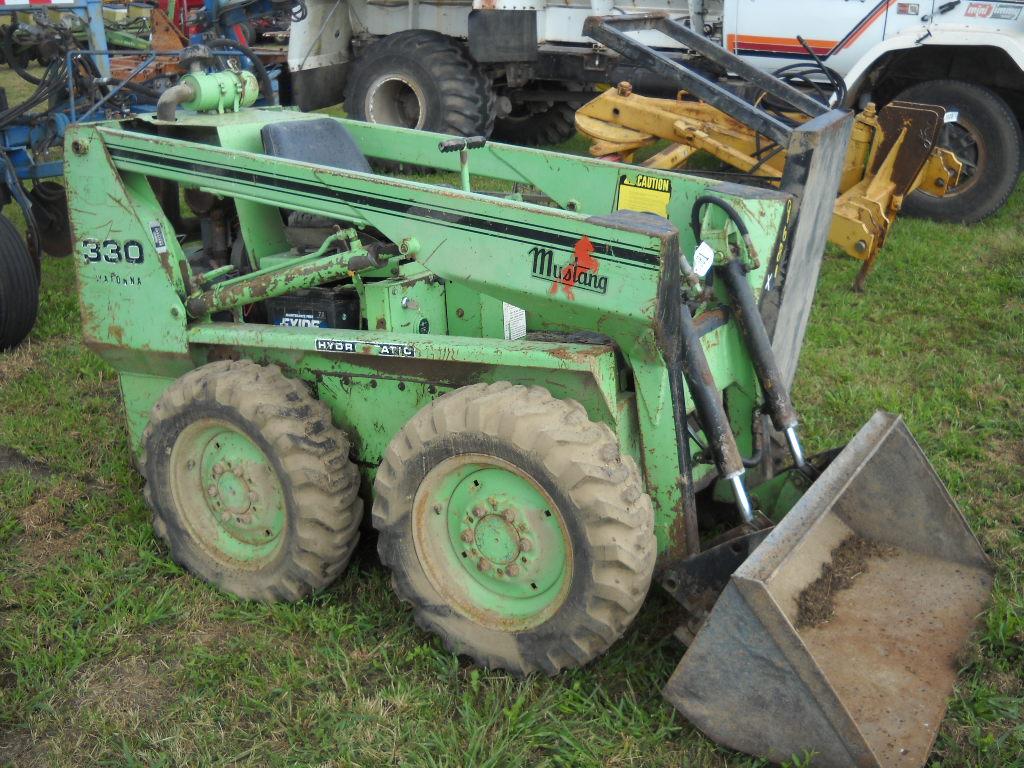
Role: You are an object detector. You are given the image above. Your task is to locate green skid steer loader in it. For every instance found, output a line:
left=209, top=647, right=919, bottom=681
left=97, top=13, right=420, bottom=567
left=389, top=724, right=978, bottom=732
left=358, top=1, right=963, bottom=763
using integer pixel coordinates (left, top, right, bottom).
left=65, top=64, right=993, bottom=767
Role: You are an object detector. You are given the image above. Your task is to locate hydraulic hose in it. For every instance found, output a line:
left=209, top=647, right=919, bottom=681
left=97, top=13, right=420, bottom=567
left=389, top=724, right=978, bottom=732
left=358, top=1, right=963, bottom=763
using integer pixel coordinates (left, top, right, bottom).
left=95, top=77, right=163, bottom=101
left=690, top=194, right=759, bottom=270
left=2, top=25, right=42, bottom=86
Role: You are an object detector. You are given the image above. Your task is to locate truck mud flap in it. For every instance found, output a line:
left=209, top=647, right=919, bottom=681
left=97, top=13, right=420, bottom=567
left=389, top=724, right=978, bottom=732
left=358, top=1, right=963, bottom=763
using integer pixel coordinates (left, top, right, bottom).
left=664, top=411, right=993, bottom=768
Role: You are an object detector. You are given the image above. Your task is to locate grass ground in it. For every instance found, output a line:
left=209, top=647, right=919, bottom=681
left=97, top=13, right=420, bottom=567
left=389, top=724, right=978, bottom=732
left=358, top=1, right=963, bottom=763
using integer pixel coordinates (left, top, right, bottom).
left=0, top=67, right=1022, bottom=768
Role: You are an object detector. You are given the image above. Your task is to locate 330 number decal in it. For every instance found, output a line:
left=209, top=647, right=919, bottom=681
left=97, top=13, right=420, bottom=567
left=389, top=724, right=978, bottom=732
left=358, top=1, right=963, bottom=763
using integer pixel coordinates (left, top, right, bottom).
left=80, top=239, right=145, bottom=264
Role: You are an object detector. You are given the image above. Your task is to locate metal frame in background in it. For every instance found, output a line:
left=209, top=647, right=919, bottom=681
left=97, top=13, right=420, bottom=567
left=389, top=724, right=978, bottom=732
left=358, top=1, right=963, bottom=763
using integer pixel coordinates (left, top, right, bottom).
left=584, top=13, right=853, bottom=389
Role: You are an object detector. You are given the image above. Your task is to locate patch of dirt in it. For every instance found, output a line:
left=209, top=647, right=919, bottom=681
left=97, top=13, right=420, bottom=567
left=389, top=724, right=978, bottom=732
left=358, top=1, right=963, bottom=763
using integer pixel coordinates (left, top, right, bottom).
left=73, top=654, right=178, bottom=730
left=796, top=535, right=898, bottom=629
left=0, top=727, right=50, bottom=768
left=10, top=479, right=89, bottom=573
left=0, top=339, right=51, bottom=387
left=0, top=445, right=52, bottom=478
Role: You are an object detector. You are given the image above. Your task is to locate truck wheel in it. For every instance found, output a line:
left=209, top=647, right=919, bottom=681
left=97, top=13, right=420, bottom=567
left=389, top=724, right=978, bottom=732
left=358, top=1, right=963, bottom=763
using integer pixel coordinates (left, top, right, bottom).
left=493, top=83, right=585, bottom=146
left=373, top=382, right=655, bottom=675
left=897, top=80, right=1021, bottom=223
left=142, top=360, right=363, bottom=602
left=0, top=213, right=39, bottom=352
left=345, top=31, right=496, bottom=137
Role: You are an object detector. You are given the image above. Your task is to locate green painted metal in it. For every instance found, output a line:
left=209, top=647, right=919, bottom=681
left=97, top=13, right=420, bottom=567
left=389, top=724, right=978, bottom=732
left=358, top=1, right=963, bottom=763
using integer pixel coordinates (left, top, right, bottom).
left=413, top=456, right=571, bottom=629
left=437, top=463, right=568, bottom=610
left=182, top=69, right=259, bottom=115
left=65, top=103, right=793, bottom=562
left=185, top=229, right=363, bottom=317
left=170, top=419, right=286, bottom=564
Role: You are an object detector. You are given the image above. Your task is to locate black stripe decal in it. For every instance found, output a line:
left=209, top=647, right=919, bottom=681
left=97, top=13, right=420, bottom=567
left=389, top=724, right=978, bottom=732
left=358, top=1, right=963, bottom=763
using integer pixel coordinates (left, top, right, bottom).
left=108, top=147, right=663, bottom=270
left=828, top=0, right=889, bottom=55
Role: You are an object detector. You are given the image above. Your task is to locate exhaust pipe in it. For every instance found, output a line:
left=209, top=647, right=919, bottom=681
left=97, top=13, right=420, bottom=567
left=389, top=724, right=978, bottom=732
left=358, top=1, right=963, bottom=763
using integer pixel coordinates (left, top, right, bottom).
left=156, top=82, right=196, bottom=122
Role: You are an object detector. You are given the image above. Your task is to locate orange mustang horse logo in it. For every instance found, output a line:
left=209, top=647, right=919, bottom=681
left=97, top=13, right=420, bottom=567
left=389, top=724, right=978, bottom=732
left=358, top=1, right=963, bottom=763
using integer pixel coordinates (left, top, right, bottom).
left=550, top=236, right=599, bottom=300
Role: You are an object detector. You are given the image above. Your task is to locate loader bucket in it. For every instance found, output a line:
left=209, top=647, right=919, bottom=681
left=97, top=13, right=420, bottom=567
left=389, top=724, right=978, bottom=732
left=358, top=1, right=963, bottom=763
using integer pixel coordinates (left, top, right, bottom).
left=665, top=411, right=993, bottom=768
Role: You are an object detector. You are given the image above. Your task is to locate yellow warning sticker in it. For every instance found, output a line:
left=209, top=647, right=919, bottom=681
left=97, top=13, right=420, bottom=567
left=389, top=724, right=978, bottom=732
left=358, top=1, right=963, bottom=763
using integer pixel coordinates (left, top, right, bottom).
left=616, top=173, right=671, bottom=217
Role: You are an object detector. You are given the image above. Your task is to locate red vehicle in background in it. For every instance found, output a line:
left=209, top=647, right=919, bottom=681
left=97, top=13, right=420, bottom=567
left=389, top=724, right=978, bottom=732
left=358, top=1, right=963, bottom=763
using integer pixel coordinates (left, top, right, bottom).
left=155, top=0, right=288, bottom=43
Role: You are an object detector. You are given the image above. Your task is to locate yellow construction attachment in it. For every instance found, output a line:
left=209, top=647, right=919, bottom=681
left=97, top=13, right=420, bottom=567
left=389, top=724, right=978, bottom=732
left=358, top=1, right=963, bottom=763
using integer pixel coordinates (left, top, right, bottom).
left=576, top=86, right=962, bottom=289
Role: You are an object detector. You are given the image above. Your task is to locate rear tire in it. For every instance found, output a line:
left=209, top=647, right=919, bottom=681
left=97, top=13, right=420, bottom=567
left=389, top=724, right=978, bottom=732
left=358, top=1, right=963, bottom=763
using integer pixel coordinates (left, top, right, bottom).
left=492, top=83, right=587, bottom=146
left=373, top=382, right=655, bottom=675
left=142, top=360, right=363, bottom=602
left=345, top=31, right=496, bottom=137
left=0, top=213, right=39, bottom=352
left=896, top=79, right=1021, bottom=223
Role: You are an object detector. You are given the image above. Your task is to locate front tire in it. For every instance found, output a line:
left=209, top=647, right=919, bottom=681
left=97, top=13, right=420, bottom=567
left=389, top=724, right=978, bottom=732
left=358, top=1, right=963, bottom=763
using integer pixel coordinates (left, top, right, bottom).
left=897, top=79, right=1021, bottom=223
left=142, top=360, right=363, bottom=602
left=373, top=382, right=655, bottom=675
left=345, top=31, right=496, bottom=137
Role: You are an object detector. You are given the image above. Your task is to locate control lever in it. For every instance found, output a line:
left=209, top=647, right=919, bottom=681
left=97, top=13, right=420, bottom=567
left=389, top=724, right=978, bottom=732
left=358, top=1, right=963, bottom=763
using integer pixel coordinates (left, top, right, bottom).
left=438, top=136, right=486, bottom=192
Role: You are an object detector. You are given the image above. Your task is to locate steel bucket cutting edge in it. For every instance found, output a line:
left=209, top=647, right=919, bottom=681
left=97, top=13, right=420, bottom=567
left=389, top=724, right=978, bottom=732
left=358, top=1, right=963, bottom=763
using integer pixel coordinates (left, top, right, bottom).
left=664, top=411, right=994, bottom=768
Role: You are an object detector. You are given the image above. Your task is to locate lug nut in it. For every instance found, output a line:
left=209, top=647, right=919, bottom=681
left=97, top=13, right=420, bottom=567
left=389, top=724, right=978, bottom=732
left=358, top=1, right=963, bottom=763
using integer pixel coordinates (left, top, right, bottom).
left=473, top=506, right=486, bottom=518
left=460, top=529, right=475, bottom=543
left=519, top=538, right=532, bottom=552
left=249, top=491, right=258, bottom=503
left=506, top=563, right=520, bottom=577
left=213, top=463, right=225, bottom=477
left=488, top=497, right=499, bottom=509
left=477, top=558, right=490, bottom=572
left=503, top=509, right=516, bottom=523
left=207, top=485, right=218, bottom=497
left=233, top=467, right=244, bottom=478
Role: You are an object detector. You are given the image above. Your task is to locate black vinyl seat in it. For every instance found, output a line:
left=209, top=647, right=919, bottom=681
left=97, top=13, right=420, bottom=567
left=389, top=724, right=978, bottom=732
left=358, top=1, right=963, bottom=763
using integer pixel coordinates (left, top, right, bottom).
left=260, top=117, right=372, bottom=174
left=260, top=118, right=372, bottom=241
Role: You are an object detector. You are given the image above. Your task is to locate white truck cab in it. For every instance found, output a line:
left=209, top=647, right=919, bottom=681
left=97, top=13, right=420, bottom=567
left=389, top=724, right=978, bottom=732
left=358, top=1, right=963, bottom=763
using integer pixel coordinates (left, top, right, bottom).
left=285, top=0, right=1024, bottom=220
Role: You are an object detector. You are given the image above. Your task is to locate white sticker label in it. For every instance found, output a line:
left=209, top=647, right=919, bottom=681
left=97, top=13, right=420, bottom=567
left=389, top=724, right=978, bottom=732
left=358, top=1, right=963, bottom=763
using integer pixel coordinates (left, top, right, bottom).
left=944, top=110, right=959, bottom=124
left=502, top=302, right=527, bottom=341
left=693, top=241, right=716, bottom=277
left=314, top=339, right=416, bottom=357
left=149, top=220, right=168, bottom=254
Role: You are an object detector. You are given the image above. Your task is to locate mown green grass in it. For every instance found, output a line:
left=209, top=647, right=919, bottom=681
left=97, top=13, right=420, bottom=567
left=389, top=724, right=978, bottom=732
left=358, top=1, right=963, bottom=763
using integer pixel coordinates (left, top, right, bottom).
left=0, top=71, right=1022, bottom=766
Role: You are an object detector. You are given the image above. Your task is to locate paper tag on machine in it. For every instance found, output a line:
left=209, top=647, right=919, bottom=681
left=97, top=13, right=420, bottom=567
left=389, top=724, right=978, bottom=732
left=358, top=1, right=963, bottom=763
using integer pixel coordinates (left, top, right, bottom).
left=693, top=241, right=715, bottom=277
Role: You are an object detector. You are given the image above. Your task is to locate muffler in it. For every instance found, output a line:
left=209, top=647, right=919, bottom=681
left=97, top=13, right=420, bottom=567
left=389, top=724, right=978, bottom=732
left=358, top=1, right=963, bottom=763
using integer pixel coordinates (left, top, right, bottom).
left=665, top=411, right=993, bottom=767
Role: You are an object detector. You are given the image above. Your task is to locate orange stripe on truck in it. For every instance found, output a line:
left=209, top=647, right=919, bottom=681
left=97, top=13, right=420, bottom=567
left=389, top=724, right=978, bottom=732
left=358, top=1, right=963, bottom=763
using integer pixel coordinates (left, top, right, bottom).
left=727, top=34, right=838, bottom=55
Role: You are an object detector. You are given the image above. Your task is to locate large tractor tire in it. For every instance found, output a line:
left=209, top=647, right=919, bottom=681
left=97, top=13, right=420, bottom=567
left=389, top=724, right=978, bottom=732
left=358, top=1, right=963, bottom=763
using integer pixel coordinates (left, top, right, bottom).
left=897, top=79, right=1021, bottom=223
left=345, top=30, right=496, bottom=137
left=0, top=213, right=39, bottom=352
left=141, top=360, right=363, bottom=602
left=492, top=83, right=586, bottom=146
left=373, top=382, right=656, bottom=675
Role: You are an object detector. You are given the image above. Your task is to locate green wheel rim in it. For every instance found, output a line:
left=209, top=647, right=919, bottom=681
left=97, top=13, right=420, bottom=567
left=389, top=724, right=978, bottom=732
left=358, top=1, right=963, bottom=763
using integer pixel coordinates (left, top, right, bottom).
left=412, top=454, right=572, bottom=631
left=169, top=418, right=287, bottom=567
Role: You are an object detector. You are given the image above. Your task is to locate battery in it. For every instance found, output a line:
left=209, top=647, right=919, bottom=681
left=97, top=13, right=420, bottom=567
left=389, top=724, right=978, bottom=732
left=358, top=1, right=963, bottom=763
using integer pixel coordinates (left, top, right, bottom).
left=265, top=288, right=360, bottom=329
